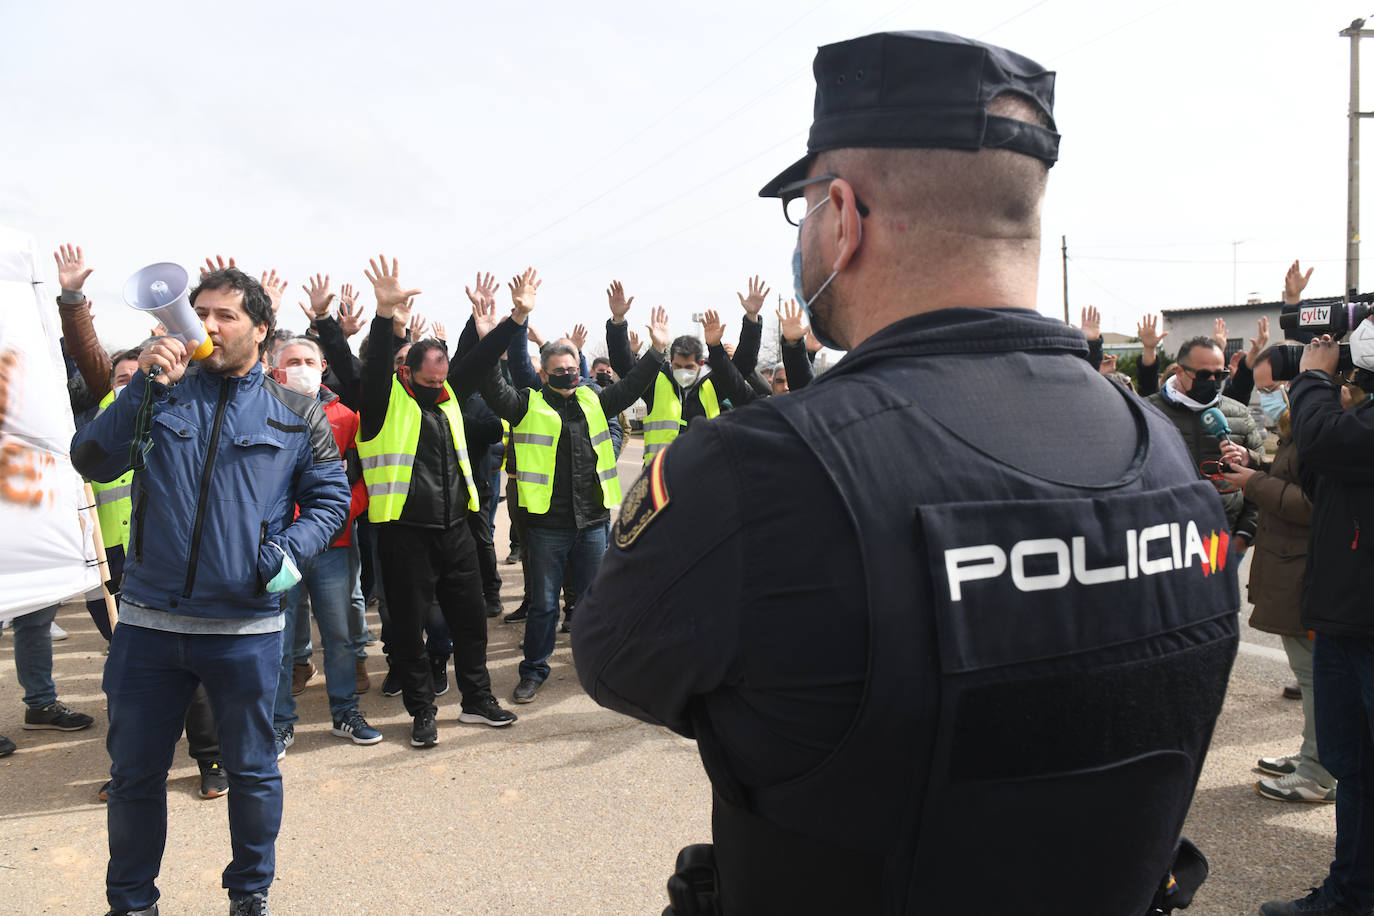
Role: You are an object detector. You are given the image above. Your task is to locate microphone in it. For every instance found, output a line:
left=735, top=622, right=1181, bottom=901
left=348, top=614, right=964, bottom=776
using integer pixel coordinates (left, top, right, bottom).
left=1199, top=407, right=1234, bottom=471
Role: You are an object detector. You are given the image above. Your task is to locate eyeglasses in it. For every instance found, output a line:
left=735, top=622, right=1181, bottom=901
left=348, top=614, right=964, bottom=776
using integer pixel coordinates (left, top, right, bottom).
left=779, top=173, right=871, bottom=226
left=1256, top=382, right=1287, bottom=394
left=1179, top=364, right=1230, bottom=383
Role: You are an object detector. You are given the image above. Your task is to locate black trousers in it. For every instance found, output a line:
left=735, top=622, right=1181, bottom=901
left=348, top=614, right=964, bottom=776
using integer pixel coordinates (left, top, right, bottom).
left=376, top=520, right=493, bottom=716
left=470, top=486, right=502, bottom=602
left=184, top=683, right=220, bottom=761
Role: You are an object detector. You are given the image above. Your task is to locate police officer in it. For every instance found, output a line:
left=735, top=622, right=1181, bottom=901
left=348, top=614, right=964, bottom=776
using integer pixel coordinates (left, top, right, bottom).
left=573, top=31, right=1239, bottom=915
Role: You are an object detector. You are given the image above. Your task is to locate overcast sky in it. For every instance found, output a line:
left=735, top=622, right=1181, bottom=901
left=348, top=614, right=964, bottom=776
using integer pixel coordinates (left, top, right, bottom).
left=1, top=0, right=1368, bottom=358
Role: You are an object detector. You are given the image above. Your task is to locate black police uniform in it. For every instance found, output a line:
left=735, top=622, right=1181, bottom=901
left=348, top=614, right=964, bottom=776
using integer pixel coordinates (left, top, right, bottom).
left=574, top=308, right=1238, bottom=914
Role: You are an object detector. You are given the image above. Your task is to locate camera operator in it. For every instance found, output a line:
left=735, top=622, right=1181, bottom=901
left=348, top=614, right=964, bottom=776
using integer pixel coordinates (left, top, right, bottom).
left=1262, top=325, right=1374, bottom=916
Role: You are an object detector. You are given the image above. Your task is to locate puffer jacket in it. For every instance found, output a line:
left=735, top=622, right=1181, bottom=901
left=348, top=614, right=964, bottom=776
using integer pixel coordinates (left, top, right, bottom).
left=1243, top=434, right=1312, bottom=637
left=71, top=363, right=349, bottom=619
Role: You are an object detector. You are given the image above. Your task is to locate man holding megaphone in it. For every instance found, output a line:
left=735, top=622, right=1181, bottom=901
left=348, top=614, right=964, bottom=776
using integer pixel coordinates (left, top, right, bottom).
left=71, top=265, right=351, bottom=916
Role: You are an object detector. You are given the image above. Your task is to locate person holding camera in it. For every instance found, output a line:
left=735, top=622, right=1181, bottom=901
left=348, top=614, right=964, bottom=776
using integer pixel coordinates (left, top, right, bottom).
left=1261, top=327, right=1374, bottom=915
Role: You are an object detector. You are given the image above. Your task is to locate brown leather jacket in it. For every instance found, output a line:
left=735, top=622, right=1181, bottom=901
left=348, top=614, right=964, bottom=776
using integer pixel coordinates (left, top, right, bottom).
left=1244, top=434, right=1313, bottom=637
left=58, top=295, right=111, bottom=403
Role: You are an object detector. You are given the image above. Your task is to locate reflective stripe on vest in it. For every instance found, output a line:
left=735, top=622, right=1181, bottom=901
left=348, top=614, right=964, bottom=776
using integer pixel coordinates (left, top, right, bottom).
left=89, top=389, right=134, bottom=552
left=512, top=387, right=622, bottom=515
left=642, top=373, right=718, bottom=465
left=356, top=377, right=480, bottom=523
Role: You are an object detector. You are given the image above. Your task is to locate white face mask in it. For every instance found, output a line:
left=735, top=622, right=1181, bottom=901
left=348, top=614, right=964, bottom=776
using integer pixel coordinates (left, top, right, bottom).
left=111, top=384, right=127, bottom=401
left=1352, top=318, right=1374, bottom=372
left=283, top=365, right=322, bottom=398
left=673, top=367, right=699, bottom=389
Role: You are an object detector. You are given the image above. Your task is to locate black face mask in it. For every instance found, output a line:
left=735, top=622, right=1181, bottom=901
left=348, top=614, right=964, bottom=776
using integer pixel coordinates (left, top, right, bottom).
left=410, top=383, right=442, bottom=407
left=547, top=372, right=580, bottom=390
left=595, top=371, right=613, bottom=388
left=1188, top=379, right=1219, bottom=404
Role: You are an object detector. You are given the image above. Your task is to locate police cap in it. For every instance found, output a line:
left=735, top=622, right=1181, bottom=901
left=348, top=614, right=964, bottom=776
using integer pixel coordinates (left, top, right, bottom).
left=759, top=30, right=1060, bottom=198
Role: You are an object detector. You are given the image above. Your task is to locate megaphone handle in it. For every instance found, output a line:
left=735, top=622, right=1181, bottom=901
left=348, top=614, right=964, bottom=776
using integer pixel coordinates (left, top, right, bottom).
left=147, top=364, right=163, bottom=380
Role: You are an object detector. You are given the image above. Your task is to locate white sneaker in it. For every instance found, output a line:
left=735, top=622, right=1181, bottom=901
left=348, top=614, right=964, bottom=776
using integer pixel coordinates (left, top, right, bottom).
left=1256, top=772, right=1336, bottom=803
left=1256, top=753, right=1299, bottom=777
left=50, top=622, right=68, bottom=641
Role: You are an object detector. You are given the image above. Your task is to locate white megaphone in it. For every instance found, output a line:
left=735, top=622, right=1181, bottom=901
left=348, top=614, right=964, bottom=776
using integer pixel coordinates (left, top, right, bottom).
left=123, top=262, right=215, bottom=365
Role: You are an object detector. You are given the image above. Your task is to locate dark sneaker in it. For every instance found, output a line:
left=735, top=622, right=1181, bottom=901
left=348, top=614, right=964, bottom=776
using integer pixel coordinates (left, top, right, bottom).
left=274, top=724, right=295, bottom=761
left=199, top=759, right=229, bottom=799
left=332, top=710, right=383, bottom=745
left=380, top=660, right=402, bottom=698
left=99, top=779, right=111, bottom=802
left=411, top=711, right=439, bottom=748
left=512, top=677, right=541, bottom=704
left=485, top=598, right=503, bottom=618
left=354, top=657, right=371, bottom=695
left=1260, top=888, right=1364, bottom=915
left=431, top=656, right=450, bottom=697
left=0, top=734, right=14, bottom=757
left=1283, top=682, right=1303, bottom=700
left=23, top=700, right=94, bottom=731
left=291, top=660, right=316, bottom=696
left=1258, top=754, right=1301, bottom=777
left=104, top=906, right=158, bottom=916
left=503, top=604, right=528, bottom=623
left=504, top=547, right=521, bottom=565
left=459, top=695, right=518, bottom=727
left=228, top=892, right=270, bottom=915
left=559, top=617, right=572, bottom=634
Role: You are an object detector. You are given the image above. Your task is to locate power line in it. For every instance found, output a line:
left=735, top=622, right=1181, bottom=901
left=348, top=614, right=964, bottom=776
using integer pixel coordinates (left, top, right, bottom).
left=977, top=0, right=1055, bottom=38
left=1045, top=0, right=1181, bottom=62
left=564, top=199, right=758, bottom=286
left=1067, top=259, right=1139, bottom=310
left=1073, top=255, right=1346, bottom=265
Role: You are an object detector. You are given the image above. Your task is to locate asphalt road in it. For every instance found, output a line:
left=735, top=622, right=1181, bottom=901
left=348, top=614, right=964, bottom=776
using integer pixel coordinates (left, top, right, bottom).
left=0, top=437, right=1336, bottom=915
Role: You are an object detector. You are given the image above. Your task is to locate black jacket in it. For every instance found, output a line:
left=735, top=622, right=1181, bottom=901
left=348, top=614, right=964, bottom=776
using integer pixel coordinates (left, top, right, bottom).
left=1291, top=368, right=1374, bottom=635
left=482, top=320, right=664, bottom=529
left=358, top=314, right=516, bottom=529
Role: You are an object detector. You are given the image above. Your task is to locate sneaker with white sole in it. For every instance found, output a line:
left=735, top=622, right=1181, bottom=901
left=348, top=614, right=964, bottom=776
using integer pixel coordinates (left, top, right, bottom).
left=332, top=710, right=383, bottom=745
left=1257, top=753, right=1301, bottom=777
left=458, top=695, right=518, bottom=727
left=1257, top=772, right=1337, bottom=803
left=274, top=724, right=295, bottom=761
left=411, top=711, right=438, bottom=748
left=50, top=622, right=69, bottom=641
left=23, top=700, right=94, bottom=731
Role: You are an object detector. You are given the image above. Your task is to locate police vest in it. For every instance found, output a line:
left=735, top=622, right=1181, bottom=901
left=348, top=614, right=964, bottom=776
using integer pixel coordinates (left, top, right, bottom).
left=357, top=377, right=479, bottom=523
left=90, top=389, right=134, bottom=552
left=699, top=358, right=1239, bottom=915
left=642, top=373, right=719, bottom=465
left=512, top=386, right=621, bottom=515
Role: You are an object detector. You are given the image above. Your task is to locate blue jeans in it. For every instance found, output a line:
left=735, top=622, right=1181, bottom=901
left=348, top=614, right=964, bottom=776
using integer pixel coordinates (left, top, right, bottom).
left=521, top=522, right=608, bottom=682
left=291, top=592, right=312, bottom=664
left=347, top=538, right=369, bottom=658
left=104, top=623, right=281, bottom=911
left=275, top=546, right=360, bottom=724
left=11, top=604, right=59, bottom=708
left=1315, top=633, right=1374, bottom=910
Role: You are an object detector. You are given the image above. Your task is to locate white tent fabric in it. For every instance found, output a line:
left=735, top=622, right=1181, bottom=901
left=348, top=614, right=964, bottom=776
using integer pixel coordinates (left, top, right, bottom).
left=0, top=226, right=99, bottom=624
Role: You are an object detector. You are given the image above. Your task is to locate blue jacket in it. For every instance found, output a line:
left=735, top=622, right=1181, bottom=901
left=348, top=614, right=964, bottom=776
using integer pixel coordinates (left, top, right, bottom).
left=71, top=363, right=350, bottom=620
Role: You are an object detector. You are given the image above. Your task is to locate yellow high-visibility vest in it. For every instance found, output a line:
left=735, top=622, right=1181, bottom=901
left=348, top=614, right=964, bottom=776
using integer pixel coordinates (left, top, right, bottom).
left=90, top=389, right=134, bottom=552
left=357, top=377, right=479, bottom=523
left=512, top=387, right=621, bottom=515
left=642, top=373, right=718, bottom=465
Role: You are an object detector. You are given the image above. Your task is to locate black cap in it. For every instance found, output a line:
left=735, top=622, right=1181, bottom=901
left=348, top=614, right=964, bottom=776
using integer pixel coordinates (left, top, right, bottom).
left=759, top=30, right=1059, bottom=197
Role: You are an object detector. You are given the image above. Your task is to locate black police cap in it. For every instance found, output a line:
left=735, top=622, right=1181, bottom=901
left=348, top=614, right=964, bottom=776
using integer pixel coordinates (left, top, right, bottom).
left=759, top=30, right=1060, bottom=198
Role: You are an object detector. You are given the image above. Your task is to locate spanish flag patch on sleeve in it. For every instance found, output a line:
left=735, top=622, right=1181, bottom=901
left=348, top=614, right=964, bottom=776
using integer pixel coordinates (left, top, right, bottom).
left=613, top=448, right=671, bottom=549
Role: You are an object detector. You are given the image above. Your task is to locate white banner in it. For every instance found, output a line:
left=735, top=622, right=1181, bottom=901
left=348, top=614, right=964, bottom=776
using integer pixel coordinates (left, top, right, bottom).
left=0, top=226, right=100, bottom=624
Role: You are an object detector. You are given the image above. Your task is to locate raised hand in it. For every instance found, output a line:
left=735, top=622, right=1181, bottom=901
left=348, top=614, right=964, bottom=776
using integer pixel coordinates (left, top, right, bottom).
left=1212, top=317, right=1228, bottom=350
left=472, top=296, right=499, bottom=339
left=1136, top=313, right=1167, bottom=352
left=1079, top=305, right=1101, bottom=341
left=363, top=253, right=423, bottom=320
left=1284, top=260, right=1314, bottom=304
left=628, top=330, right=642, bottom=354
left=737, top=275, right=770, bottom=319
left=261, top=269, right=287, bottom=316
left=527, top=324, right=545, bottom=347
left=433, top=320, right=447, bottom=343
left=701, top=310, right=727, bottom=347
left=302, top=273, right=334, bottom=319
left=150, top=321, right=168, bottom=338
left=1245, top=316, right=1271, bottom=368
left=408, top=314, right=429, bottom=342
left=607, top=280, right=634, bottom=322
left=508, top=267, right=541, bottom=321
left=337, top=290, right=367, bottom=338
left=201, top=254, right=237, bottom=276
left=647, top=305, right=671, bottom=352
left=53, top=244, right=93, bottom=292
left=391, top=297, right=417, bottom=338
left=777, top=298, right=808, bottom=343
left=568, top=323, right=588, bottom=352
left=464, top=271, right=499, bottom=312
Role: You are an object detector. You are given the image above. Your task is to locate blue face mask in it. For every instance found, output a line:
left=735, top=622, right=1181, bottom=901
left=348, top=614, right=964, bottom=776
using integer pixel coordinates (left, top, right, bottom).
left=791, top=197, right=850, bottom=351
left=1259, top=389, right=1288, bottom=424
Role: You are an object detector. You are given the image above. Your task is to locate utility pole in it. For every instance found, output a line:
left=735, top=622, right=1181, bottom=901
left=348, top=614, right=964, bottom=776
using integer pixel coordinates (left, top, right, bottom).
left=1061, top=235, right=1069, bottom=323
left=1342, top=19, right=1374, bottom=300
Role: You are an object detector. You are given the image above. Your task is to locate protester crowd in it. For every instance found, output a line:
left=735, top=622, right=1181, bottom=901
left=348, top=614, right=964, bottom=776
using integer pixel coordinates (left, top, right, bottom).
left=4, top=238, right=1370, bottom=916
